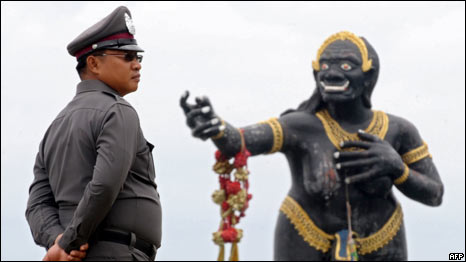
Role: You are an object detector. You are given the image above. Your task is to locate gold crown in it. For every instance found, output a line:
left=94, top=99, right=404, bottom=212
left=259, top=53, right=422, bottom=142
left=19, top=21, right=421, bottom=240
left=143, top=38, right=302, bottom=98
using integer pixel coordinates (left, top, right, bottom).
left=312, top=31, right=372, bottom=72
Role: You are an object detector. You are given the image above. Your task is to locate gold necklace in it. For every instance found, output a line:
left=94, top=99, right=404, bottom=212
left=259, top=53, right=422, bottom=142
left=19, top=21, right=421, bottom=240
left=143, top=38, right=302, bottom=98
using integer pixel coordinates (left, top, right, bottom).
left=315, top=109, right=389, bottom=150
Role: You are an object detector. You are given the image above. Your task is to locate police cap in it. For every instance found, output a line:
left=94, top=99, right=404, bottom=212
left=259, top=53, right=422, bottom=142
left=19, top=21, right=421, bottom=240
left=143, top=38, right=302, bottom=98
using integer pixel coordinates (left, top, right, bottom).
left=67, top=6, right=144, bottom=61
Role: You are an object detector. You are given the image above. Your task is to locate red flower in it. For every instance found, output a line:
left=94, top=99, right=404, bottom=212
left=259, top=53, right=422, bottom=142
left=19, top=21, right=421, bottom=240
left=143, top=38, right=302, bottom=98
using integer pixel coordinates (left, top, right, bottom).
left=222, top=201, right=229, bottom=211
left=222, top=220, right=231, bottom=230
left=215, top=150, right=229, bottom=162
left=233, top=150, right=251, bottom=168
left=226, top=181, right=241, bottom=195
left=221, top=227, right=238, bottom=242
left=219, top=177, right=228, bottom=189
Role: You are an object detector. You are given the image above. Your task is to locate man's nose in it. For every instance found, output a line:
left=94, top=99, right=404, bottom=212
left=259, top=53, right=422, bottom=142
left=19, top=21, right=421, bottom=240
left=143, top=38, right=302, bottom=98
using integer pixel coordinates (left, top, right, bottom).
left=132, top=60, right=142, bottom=70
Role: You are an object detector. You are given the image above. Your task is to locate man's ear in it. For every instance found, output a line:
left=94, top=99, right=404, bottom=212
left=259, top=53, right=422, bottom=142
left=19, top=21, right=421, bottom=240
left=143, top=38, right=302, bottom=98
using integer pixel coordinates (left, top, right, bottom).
left=86, top=55, right=100, bottom=75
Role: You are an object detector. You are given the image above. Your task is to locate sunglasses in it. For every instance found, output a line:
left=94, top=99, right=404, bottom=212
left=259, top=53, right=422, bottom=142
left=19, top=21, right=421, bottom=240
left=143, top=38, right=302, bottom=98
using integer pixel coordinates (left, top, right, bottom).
left=94, top=52, right=143, bottom=63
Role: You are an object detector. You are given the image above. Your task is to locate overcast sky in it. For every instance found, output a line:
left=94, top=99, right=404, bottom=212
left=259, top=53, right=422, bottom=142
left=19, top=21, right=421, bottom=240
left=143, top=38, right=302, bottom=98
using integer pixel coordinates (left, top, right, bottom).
left=2, top=1, right=465, bottom=261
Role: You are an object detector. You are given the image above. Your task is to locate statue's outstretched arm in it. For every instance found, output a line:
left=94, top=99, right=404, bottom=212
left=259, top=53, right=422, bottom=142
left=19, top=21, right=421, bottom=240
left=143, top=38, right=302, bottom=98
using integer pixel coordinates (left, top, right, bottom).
left=180, top=91, right=284, bottom=158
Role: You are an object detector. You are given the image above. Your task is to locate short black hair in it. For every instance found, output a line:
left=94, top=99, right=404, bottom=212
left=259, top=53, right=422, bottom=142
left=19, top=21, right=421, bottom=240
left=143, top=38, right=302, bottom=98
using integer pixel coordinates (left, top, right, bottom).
left=76, top=50, right=106, bottom=76
left=76, top=56, right=88, bottom=75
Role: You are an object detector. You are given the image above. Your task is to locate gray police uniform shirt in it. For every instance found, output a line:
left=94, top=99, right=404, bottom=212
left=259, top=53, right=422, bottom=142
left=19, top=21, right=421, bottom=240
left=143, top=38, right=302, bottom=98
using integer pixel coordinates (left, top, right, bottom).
left=26, top=79, right=162, bottom=253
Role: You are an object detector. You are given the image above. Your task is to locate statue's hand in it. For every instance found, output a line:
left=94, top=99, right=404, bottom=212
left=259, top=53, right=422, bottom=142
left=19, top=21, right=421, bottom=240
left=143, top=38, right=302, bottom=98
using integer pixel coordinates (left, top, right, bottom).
left=180, top=91, right=225, bottom=141
left=334, top=130, right=405, bottom=184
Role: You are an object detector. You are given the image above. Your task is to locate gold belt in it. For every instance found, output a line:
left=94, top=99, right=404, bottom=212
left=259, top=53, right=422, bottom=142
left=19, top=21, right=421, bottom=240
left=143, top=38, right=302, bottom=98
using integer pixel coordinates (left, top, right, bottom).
left=280, top=196, right=403, bottom=255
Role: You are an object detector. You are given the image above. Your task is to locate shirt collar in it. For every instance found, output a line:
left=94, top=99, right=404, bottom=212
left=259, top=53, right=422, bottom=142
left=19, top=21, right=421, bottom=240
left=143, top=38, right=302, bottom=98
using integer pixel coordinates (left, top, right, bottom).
left=76, top=79, right=121, bottom=97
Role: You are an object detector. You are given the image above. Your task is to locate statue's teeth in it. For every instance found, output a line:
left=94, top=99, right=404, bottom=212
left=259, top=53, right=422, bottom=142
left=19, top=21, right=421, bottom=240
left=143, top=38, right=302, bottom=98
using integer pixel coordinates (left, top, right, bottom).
left=321, top=81, right=349, bottom=91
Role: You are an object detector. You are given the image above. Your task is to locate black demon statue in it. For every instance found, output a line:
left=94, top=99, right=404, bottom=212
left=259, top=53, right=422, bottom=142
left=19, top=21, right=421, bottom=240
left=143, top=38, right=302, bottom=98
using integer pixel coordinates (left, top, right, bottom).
left=180, top=31, right=443, bottom=261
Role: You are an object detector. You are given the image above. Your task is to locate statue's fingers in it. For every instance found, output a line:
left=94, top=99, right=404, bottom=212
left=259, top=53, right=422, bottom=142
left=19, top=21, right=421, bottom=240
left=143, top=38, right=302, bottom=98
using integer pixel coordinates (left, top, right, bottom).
left=192, top=118, right=220, bottom=137
left=336, top=157, right=377, bottom=170
left=194, top=96, right=213, bottom=111
left=345, top=169, right=379, bottom=184
left=340, top=140, right=371, bottom=150
left=201, top=96, right=212, bottom=107
left=199, top=124, right=225, bottom=140
left=186, top=106, right=211, bottom=121
left=186, top=108, right=203, bottom=128
left=186, top=106, right=213, bottom=128
left=334, top=150, right=371, bottom=160
left=180, top=91, right=192, bottom=114
left=357, top=130, right=381, bottom=142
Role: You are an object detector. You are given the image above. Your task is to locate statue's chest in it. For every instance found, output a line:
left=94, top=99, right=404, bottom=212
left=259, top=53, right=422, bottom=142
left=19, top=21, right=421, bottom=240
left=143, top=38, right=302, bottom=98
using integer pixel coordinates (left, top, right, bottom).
left=288, top=110, right=392, bottom=201
left=299, top=141, right=343, bottom=201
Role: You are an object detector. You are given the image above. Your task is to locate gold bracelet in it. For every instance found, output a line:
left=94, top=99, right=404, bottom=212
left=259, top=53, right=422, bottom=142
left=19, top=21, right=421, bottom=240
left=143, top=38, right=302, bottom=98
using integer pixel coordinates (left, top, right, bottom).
left=211, top=119, right=226, bottom=140
left=394, top=164, right=410, bottom=185
left=238, top=128, right=246, bottom=152
left=259, top=118, right=283, bottom=154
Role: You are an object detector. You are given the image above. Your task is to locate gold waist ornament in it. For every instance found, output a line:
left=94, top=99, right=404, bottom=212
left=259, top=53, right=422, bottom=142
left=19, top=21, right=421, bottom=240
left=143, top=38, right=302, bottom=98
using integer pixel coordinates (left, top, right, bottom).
left=280, top=196, right=403, bottom=255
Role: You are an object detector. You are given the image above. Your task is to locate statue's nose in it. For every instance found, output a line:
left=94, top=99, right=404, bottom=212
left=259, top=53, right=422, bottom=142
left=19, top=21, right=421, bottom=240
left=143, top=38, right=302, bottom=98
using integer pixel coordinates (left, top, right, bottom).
left=323, top=69, right=346, bottom=84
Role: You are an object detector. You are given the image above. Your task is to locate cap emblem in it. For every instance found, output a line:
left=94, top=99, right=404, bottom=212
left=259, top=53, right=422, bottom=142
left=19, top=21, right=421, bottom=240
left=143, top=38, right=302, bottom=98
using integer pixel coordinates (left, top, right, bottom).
left=125, top=13, right=136, bottom=35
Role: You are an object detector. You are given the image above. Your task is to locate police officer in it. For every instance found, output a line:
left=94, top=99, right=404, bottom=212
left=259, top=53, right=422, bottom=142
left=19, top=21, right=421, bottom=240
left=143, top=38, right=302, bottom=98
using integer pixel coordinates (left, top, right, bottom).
left=26, top=6, right=161, bottom=261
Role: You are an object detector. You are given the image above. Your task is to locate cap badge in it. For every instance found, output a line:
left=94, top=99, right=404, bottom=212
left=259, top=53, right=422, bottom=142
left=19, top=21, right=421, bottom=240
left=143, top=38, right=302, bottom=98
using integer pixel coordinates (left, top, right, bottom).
left=125, top=13, right=136, bottom=35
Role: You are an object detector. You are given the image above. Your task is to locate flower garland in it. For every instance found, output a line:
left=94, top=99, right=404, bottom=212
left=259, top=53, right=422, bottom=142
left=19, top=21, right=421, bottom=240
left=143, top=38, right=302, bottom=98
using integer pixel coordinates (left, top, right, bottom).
left=212, top=129, right=252, bottom=261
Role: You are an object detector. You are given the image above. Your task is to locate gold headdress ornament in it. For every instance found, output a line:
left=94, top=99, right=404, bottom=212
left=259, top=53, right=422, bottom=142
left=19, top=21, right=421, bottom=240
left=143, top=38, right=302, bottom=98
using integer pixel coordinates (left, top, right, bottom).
left=312, top=31, right=373, bottom=72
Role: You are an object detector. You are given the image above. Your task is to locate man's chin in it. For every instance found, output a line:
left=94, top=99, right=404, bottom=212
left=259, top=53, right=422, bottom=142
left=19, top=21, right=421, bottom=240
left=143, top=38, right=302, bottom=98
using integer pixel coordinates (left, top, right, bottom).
left=129, top=84, right=139, bottom=92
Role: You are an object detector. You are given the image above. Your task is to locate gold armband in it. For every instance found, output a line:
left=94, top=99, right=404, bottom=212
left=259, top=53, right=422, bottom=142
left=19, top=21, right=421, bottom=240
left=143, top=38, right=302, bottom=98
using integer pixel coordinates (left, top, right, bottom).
left=401, top=141, right=432, bottom=165
left=394, top=164, right=410, bottom=185
left=211, top=119, right=226, bottom=140
left=260, top=118, right=283, bottom=154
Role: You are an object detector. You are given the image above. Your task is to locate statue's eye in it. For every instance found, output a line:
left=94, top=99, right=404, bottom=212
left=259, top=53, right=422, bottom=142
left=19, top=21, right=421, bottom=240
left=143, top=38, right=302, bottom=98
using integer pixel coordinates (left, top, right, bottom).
left=341, top=63, right=352, bottom=71
left=321, top=63, right=329, bottom=70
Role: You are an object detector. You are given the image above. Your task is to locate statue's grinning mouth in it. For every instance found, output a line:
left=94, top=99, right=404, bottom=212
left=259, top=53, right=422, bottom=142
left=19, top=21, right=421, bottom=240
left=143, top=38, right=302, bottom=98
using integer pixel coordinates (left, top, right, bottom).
left=320, top=81, right=349, bottom=92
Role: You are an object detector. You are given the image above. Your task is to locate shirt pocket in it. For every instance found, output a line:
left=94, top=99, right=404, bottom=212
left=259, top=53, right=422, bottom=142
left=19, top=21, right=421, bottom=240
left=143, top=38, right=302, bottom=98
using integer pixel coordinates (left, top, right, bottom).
left=146, top=140, right=156, bottom=181
left=134, top=140, right=156, bottom=182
